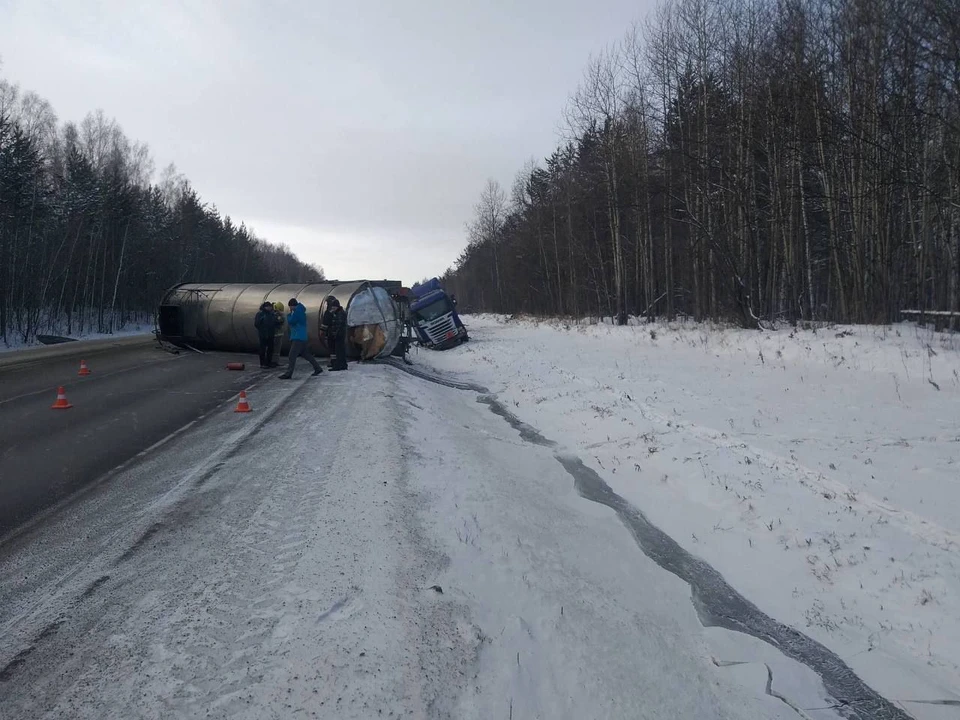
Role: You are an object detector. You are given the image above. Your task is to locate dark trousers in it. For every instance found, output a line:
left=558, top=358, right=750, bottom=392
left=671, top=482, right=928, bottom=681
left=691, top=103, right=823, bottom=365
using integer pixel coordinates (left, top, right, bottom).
left=334, top=333, right=348, bottom=369
left=327, top=332, right=348, bottom=369
left=286, top=339, right=321, bottom=375
left=258, top=336, right=275, bottom=367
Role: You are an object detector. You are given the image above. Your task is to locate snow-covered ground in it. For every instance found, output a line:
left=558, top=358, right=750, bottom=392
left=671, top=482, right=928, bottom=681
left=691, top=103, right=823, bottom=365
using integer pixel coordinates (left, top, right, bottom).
left=1, top=364, right=798, bottom=719
left=0, top=314, right=153, bottom=352
left=412, top=315, right=960, bottom=715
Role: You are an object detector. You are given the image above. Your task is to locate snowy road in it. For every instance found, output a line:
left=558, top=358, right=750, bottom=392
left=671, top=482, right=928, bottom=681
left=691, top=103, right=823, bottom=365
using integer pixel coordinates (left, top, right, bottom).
left=0, top=363, right=809, bottom=719
left=0, top=337, right=259, bottom=534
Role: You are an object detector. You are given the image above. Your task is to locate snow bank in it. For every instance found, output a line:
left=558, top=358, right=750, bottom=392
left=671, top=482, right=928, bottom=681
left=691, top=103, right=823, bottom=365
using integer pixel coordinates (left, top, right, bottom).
left=412, top=315, right=960, bottom=713
left=0, top=313, right=154, bottom=353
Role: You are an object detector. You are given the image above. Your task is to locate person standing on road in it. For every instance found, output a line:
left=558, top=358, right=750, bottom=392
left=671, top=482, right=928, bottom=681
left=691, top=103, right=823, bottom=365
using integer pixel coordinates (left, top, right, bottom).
left=254, top=302, right=282, bottom=369
left=278, top=298, right=323, bottom=379
left=321, top=296, right=348, bottom=371
left=271, top=301, right=286, bottom=366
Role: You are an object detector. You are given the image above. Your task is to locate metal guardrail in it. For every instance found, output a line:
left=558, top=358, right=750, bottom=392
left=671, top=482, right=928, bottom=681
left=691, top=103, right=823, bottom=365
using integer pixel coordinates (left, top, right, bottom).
left=900, top=309, right=959, bottom=330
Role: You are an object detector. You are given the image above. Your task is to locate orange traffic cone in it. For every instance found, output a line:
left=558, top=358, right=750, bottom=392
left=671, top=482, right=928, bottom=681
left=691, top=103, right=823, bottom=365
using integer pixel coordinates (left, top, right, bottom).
left=234, top=390, right=252, bottom=413
left=51, top=386, right=73, bottom=409
left=78, top=359, right=91, bottom=376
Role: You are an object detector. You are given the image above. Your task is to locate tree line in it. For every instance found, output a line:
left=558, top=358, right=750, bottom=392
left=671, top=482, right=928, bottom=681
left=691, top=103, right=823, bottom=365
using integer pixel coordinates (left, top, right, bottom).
left=0, top=72, right=322, bottom=346
left=446, top=0, right=960, bottom=328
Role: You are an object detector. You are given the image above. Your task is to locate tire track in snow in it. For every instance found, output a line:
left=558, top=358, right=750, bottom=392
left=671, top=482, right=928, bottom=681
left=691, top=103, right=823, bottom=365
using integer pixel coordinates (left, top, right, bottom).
left=384, top=360, right=912, bottom=720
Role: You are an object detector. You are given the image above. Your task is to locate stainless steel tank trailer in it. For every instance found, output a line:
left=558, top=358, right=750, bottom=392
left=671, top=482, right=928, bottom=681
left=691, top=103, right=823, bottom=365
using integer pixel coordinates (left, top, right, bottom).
left=157, top=281, right=406, bottom=359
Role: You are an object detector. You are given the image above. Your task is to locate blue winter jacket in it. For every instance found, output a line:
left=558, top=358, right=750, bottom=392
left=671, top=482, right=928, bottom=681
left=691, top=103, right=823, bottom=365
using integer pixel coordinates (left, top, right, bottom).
left=287, top=303, right=309, bottom=342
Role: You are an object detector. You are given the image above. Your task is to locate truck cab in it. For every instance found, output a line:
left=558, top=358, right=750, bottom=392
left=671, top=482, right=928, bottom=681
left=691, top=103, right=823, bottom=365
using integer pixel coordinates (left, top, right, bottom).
left=409, top=279, right=468, bottom=350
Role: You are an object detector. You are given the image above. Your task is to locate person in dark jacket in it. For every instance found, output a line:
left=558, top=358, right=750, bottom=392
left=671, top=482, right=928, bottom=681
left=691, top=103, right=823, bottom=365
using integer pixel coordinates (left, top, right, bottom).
left=320, top=296, right=348, bottom=371
left=278, top=298, right=323, bottom=379
left=254, top=302, right=282, bottom=368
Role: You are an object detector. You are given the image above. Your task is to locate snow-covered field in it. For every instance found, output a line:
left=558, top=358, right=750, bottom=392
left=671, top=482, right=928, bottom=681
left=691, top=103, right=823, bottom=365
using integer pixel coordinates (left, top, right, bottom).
left=413, top=315, right=960, bottom=715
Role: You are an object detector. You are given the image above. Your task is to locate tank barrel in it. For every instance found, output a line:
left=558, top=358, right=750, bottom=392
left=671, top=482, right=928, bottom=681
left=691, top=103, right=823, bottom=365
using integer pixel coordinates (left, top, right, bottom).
left=157, top=281, right=402, bottom=358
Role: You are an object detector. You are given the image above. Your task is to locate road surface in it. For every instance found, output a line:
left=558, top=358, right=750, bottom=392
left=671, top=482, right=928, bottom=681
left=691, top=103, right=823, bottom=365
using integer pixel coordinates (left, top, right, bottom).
left=0, top=360, right=793, bottom=719
left=0, top=337, right=266, bottom=535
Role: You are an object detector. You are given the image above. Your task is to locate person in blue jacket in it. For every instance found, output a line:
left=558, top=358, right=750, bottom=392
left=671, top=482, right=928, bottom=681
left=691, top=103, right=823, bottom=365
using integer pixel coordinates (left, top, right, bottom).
left=278, top=298, right=323, bottom=379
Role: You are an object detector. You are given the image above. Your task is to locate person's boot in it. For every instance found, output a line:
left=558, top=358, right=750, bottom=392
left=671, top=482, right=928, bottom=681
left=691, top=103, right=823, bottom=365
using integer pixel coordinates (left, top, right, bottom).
left=311, top=367, right=323, bottom=376
left=278, top=373, right=292, bottom=379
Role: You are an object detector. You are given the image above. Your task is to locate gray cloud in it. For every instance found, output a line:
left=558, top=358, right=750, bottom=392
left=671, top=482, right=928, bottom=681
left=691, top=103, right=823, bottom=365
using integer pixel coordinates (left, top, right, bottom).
left=0, top=0, right=651, bottom=283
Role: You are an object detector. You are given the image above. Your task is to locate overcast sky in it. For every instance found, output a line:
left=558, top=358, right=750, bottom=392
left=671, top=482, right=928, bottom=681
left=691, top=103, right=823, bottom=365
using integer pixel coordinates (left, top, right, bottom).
left=1, top=0, right=652, bottom=285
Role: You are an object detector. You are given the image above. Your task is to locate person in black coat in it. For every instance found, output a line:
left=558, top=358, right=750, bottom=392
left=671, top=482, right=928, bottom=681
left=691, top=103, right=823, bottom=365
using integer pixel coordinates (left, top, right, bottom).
left=320, top=296, right=348, bottom=371
left=254, top=302, right=282, bottom=368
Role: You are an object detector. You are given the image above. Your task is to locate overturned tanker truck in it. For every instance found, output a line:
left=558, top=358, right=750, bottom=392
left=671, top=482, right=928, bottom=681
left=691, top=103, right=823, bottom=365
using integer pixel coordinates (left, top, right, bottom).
left=157, top=281, right=407, bottom=360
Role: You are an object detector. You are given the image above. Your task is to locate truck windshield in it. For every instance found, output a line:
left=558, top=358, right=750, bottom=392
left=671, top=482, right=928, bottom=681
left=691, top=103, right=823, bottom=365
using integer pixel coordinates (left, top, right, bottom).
left=414, top=298, right=452, bottom=322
